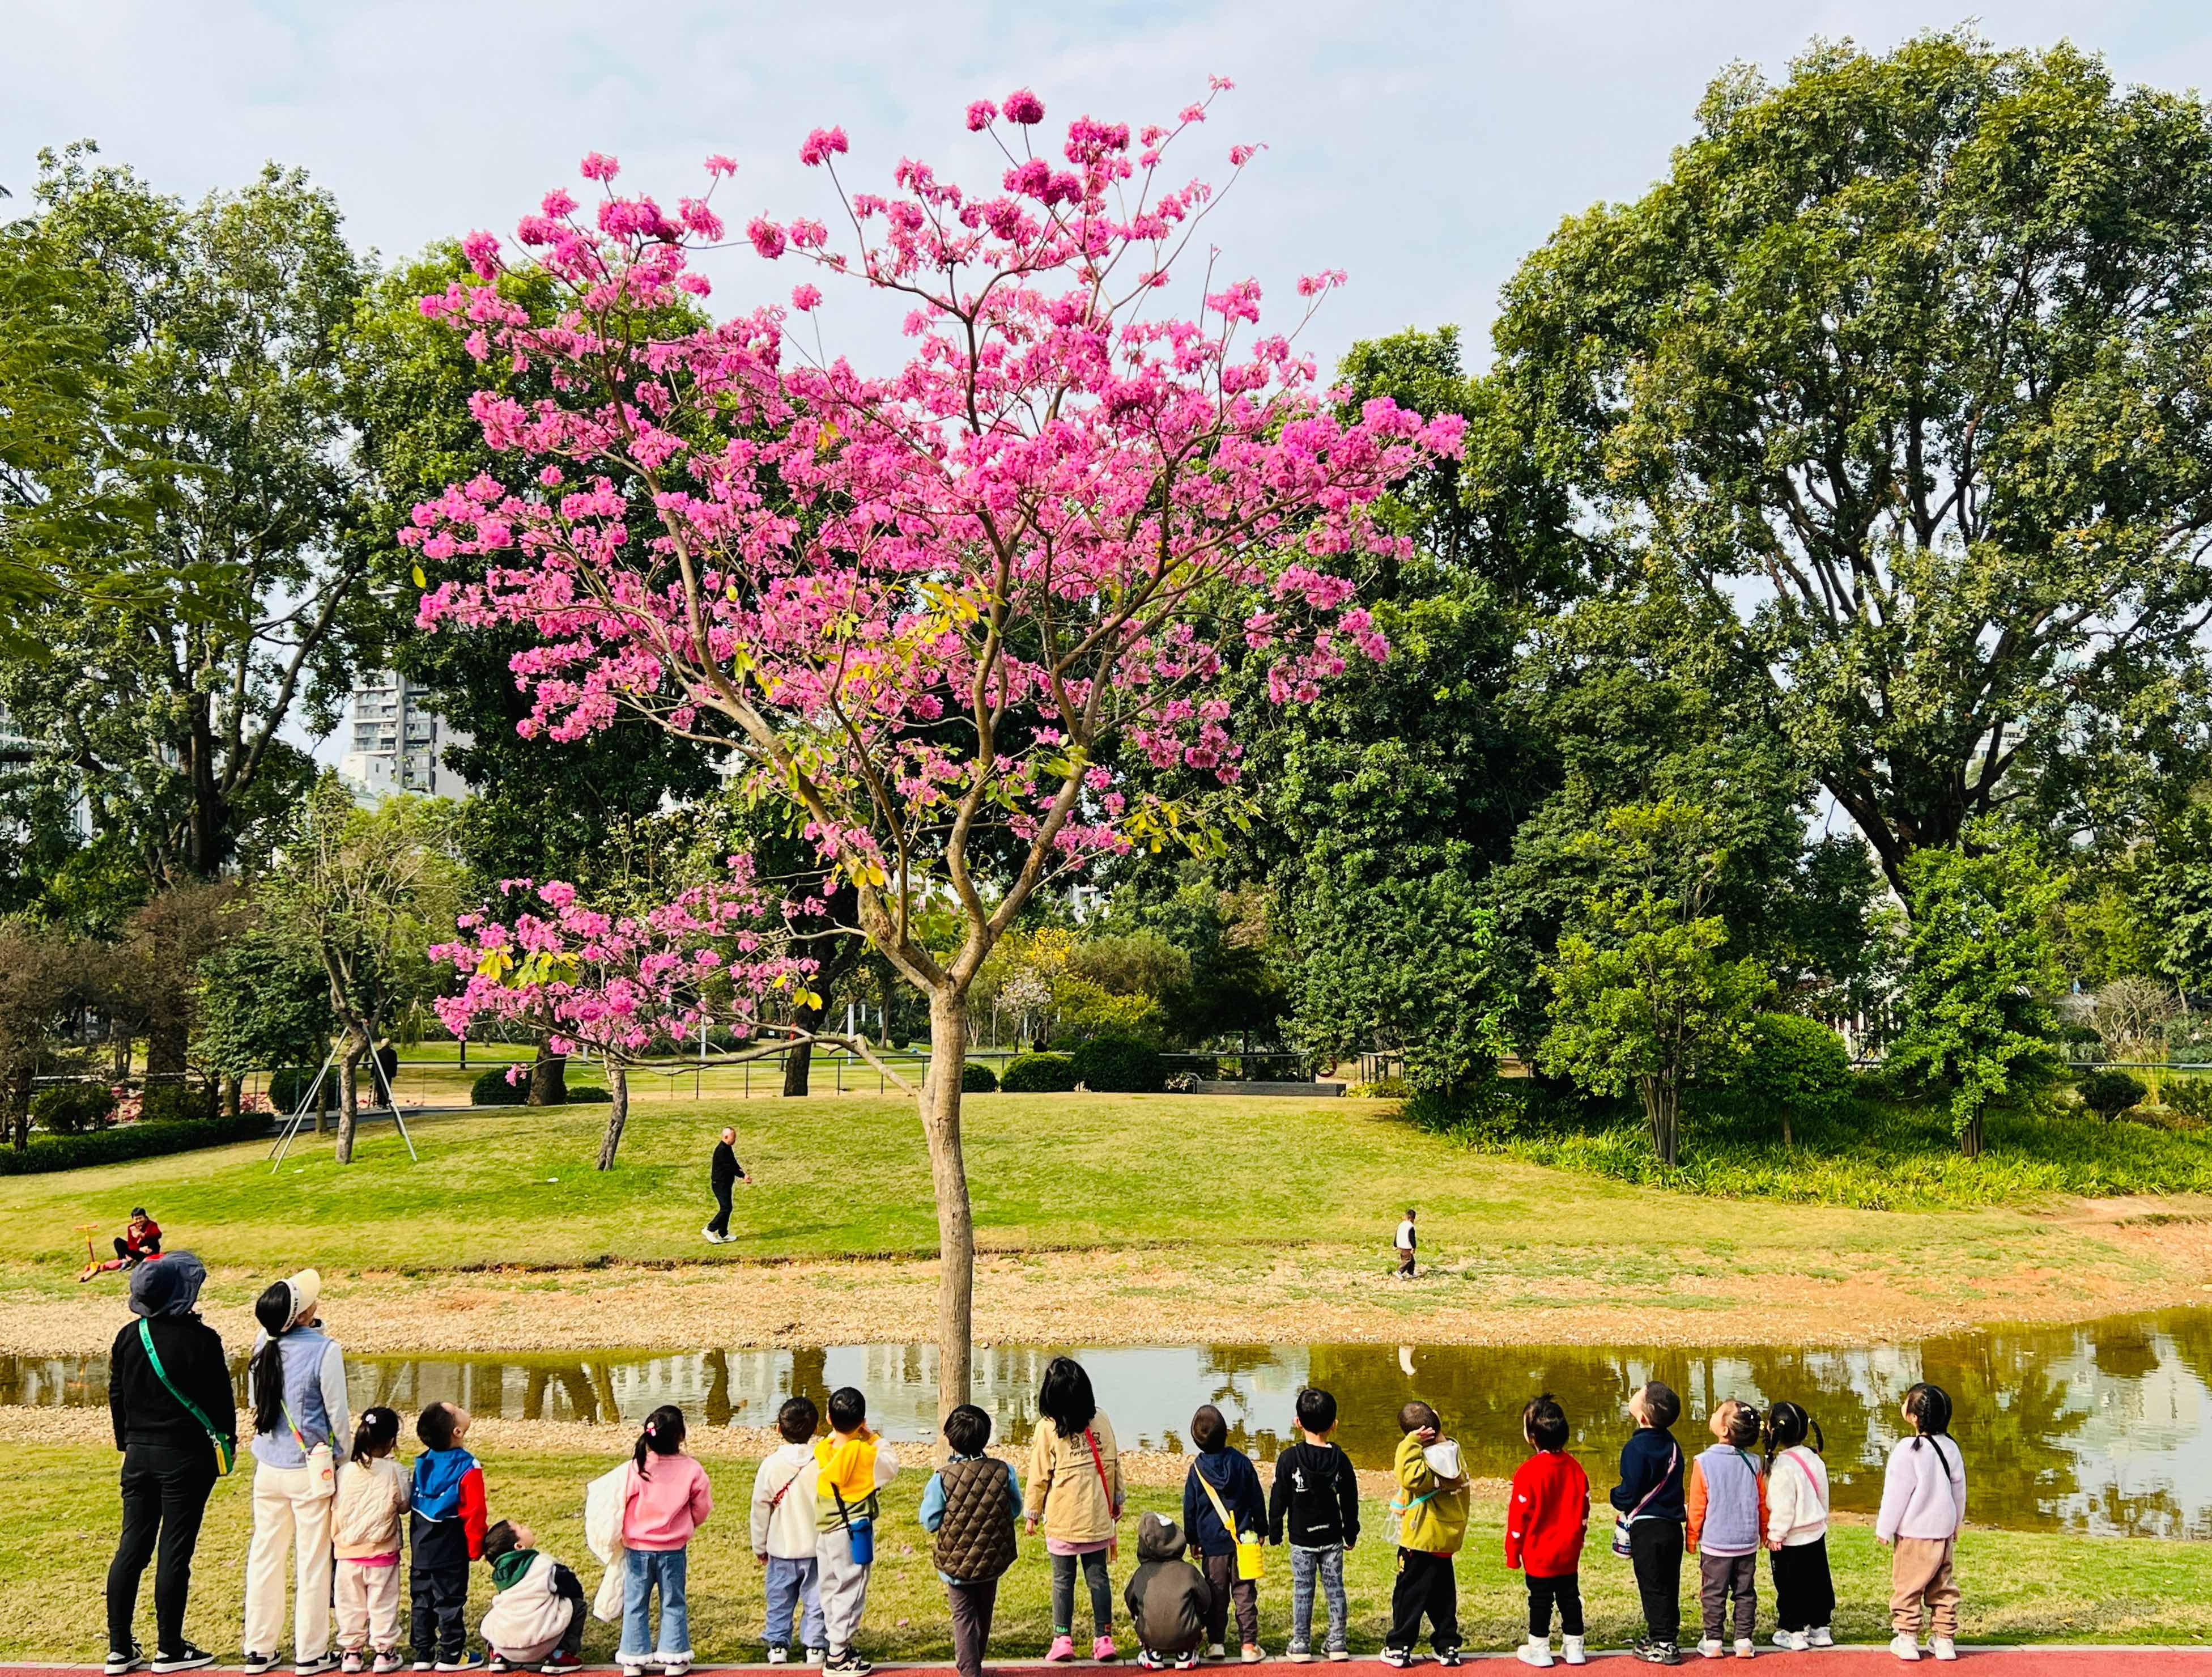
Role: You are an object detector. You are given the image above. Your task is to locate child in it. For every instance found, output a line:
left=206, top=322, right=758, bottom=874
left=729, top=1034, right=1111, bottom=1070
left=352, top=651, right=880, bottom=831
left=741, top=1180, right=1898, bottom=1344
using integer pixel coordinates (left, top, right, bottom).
left=620, top=1405, right=712, bottom=1677
left=918, top=1403, right=1022, bottom=1677
left=1394, top=1209, right=1418, bottom=1278
left=1687, top=1401, right=1767, bottom=1660
left=815, top=1386, right=897, bottom=1677
left=1269, top=1387, right=1360, bottom=1663
left=1875, top=1383, right=1966, bottom=1663
left=1505, top=1394, right=1589, bottom=1670
left=334, top=1407, right=410, bottom=1674
left=1183, top=1404, right=1267, bottom=1663
left=751, top=1396, right=826, bottom=1665
left=480, top=1520, right=585, bottom=1674
left=1024, top=1357, right=1122, bottom=1665
left=1609, top=1381, right=1687, bottom=1667
left=1382, top=1400, right=1470, bottom=1670
left=1762, top=1403, right=1834, bottom=1653
left=1124, top=1513, right=1213, bottom=1672
left=411, top=1403, right=488, bottom=1673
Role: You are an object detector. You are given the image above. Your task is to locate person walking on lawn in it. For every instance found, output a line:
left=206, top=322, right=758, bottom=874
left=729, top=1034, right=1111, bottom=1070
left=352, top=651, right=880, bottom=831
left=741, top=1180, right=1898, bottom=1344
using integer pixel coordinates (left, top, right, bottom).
left=704, top=1128, right=752, bottom=1245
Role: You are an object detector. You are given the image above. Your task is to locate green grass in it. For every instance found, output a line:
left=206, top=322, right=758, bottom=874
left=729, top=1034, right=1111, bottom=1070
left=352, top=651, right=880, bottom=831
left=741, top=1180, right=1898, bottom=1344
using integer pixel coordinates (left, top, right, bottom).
left=18, top=1440, right=2211, bottom=1662
left=1418, top=1092, right=2212, bottom=1210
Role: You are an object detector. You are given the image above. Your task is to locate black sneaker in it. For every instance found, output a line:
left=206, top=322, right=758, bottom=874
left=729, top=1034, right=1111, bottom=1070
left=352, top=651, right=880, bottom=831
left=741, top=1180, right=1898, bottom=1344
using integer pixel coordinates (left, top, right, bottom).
left=299, top=1655, right=342, bottom=1677
left=824, top=1653, right=873, bottom=1677
left=108, top=1644, right=147, bottom=1675
left=244, top=1654, right=281, bottom=1676
left=1381, top=1653, right=1415, bottom=1671
left=1637, top=1643, right=1680, bottom=1667
left=1439, top=1652, right=1465, bottom=1669
left=153, top=1649, right=216, bottom=1676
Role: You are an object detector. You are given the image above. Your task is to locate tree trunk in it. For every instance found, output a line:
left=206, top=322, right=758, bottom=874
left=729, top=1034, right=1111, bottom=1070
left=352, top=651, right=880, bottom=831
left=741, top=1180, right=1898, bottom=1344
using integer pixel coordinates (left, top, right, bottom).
left=222, top=1074, right=241, bottom=1119
left=529, top=1045, right=568, bottom=1106
left=921, top=988, right=976, bottom=1420
left=1781, top=1111, right=1793, bottom=1149
left=5, top=1065, right=31, bottom=1150
left=335, top=1030, right=367, bottom=1164
left=1959, top=1111, right=1984, bottom=1158
left=1641, top=1073, right=1679, bottom=1167
left=784, top=999, right=823, bottom=1096
left=596, top=1064, right=630, bottom=1170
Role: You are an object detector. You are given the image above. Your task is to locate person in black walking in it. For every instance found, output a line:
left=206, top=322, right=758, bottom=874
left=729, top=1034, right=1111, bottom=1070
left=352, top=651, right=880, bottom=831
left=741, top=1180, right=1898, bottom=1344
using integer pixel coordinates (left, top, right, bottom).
left=107, top=1251, right=233, bottom=1676
left=703, top=1127, right=752, bottom=1243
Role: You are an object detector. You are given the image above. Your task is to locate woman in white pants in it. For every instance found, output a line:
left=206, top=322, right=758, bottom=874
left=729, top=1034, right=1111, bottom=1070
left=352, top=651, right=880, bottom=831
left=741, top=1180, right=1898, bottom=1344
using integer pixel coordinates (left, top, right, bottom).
left=241, top=1270, right=351, bottom=1677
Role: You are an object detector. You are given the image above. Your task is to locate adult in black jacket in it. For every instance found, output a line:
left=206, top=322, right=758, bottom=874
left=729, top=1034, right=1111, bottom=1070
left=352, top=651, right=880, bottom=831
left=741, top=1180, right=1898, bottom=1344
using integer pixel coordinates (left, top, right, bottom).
left=702, top=1126, right=751, bottom=1243
left=107, top=1253, right=232, bottom=1676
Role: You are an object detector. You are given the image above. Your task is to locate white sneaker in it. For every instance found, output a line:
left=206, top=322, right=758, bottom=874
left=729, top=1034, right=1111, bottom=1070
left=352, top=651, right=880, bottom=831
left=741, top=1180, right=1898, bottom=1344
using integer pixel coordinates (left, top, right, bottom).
left=1929, top=1641, right=1956, bottom=1663
left=1562, top=1638, right=1586, bottom=1667
left=1700, top=1641, right=1727, bottom=1662
left=1807, top=1631, right=1834, bottom=1650
left=701, top=1228, right=722, bottom=1243
left=1771, top=1633, right=1808, bottom=1653
left=1517, top=1643, right=1554, bottom=1670
left=1207, top=1650, right=1227, bottom=1663
left=767, top=1651, right=789, bottom=1667
left=1735, top=1642, right=1756, bottom=1661
left=1889, top=1636, right=1921, bottom=1663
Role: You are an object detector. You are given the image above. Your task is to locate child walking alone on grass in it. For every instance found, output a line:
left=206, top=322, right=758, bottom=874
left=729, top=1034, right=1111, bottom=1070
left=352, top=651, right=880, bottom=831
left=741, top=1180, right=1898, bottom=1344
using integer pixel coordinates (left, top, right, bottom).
left=333, top=1407, right=409, bottom=1675
left=1382, top=1400, right=1470, bottom=1670
left=619, top=1406, right=712, bottom=1677
left=918, top=1404, right=1022, bottom=1677
left=1268, top=1387, right=1359, bottom=1663
left=751, top=1396, right=825, bottom=1665
left=1184, top=1404, right=1267, bottom=1663
left=1876, top=1383, right=1966, bottom=1664
left=1762, top=1404, right=1834, bottom=1652
left=1505, top=1394, right=1589, bottom=1670
left=1687, top=1401, right=1766, bottom=1660
left=1610, top=1381, right=1687, bottom=1667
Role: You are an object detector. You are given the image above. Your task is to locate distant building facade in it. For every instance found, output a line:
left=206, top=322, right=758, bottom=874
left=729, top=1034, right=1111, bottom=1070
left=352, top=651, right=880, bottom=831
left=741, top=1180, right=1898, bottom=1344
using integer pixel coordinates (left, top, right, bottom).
left=339, top=672, right=469, bottom=800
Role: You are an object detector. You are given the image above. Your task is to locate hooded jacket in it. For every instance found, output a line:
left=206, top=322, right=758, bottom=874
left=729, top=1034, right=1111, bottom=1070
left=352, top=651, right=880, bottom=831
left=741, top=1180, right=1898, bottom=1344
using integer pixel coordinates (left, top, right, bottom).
left=1391, top=1432, right=1470, bottom=1555
left=480, top=1549, right=575, bottom=1662
left=1184, top=1447, right=1267, bottom=1557
left=108, top=1254, right=233, bottom=1456
left=1023, top=1414, right=1122, bottom=1545
left=1609, top=1426, right=1686, bottom=1525
left=1123, top=1513, right=1211, bottom=1657
left=411, top=1446, right=488, bottom=1562
left=1269, top=1440, right=1360, bottom=1549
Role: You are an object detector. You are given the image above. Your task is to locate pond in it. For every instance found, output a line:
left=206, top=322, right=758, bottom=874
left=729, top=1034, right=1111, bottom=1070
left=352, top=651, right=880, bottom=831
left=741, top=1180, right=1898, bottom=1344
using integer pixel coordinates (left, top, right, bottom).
left=12, top=1307, right=2211, bottom=1539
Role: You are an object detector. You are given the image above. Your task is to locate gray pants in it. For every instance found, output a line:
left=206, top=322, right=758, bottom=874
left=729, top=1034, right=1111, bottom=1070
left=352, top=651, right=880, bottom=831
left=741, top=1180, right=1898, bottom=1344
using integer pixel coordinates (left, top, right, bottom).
left=1700, top=1550, right=1756, bottom=1643
left=1289, top=1544, right=1347, bottom=1653
left=815, top=1530, right=872, bottom=1653
left=947, top=1579, right=997, bottom=1677
left=1201, top=1551, right=1259, bottom=1649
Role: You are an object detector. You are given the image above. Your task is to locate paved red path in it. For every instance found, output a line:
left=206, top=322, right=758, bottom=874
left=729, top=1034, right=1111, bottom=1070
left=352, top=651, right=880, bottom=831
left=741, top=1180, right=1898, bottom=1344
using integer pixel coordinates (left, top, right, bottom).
left=7, top=1657, right=2211, bottom=1677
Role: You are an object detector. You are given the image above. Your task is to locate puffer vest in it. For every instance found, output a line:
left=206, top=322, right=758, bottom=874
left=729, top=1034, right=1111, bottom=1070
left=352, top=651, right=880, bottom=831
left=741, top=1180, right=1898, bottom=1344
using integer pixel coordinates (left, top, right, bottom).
left=932, top=1456, right=1018, bottom=1582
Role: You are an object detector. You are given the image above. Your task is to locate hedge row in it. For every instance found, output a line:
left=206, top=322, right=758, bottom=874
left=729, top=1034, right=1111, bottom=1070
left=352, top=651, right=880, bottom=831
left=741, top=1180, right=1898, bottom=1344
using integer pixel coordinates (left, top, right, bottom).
left=0, top=1112, right=273, bottom=1177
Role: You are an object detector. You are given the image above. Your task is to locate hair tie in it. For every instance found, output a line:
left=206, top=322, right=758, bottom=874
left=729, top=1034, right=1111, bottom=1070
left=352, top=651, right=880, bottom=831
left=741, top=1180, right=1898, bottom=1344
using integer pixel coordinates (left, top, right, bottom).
left=645, top=1421, right=657, bottom=1435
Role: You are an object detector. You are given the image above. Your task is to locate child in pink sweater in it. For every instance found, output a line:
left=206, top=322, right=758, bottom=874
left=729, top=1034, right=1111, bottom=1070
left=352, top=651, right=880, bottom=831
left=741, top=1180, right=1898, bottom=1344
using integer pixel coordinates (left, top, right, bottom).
left=619, top=1406, right=713, bottom=1677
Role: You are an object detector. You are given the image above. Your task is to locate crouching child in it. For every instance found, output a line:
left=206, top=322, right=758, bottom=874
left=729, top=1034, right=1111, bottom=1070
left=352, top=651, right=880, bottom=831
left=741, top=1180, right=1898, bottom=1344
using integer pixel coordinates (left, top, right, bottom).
left=1125, top=1513, right=1212, bottom=1671
left=480, top=1521, right=585, bottom=1674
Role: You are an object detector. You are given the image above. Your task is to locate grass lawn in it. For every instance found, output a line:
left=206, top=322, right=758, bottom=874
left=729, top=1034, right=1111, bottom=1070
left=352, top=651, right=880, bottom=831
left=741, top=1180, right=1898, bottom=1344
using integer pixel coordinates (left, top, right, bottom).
left=16, top=1437, right=2210, bottom=1663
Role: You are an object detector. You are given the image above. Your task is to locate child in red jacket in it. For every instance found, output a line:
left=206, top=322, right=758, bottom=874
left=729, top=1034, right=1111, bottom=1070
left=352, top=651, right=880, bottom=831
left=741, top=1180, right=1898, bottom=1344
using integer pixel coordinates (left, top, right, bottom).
left=1507, top=1395, right=1590, bottom=1669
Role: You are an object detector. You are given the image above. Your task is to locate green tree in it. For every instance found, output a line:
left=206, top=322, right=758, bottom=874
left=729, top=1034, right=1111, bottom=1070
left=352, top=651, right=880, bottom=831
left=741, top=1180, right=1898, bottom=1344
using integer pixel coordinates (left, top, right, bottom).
left=1539, top=800, right=1771, bottom=1164
left=195, top=925, right=336, bottom=1105
left=1495, top=35, right=2212, bottom=898
left=1887, top=832, right=2064, bottom=1156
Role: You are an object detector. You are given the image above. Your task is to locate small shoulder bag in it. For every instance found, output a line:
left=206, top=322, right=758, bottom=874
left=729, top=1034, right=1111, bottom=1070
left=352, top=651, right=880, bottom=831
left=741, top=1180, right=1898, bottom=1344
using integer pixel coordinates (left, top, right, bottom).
left=1611, top=1445, right=1678, bottom=1557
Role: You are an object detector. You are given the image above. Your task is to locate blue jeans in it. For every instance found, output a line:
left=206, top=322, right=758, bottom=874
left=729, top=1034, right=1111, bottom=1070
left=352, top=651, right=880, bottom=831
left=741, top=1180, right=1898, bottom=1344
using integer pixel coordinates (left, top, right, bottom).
left=622, top=1547, right=690, bottom=1661
left=1291, top=1544, right=1349, bottom=1653
left=764, top=1553, right=824, bottom=1651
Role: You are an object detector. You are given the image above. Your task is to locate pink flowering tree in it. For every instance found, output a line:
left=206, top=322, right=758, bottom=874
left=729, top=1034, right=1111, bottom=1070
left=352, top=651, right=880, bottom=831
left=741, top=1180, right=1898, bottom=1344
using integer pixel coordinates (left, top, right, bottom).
left=432, top=868, right=817, bottom=1169
left=408, top=82, right=1464, bottom=1411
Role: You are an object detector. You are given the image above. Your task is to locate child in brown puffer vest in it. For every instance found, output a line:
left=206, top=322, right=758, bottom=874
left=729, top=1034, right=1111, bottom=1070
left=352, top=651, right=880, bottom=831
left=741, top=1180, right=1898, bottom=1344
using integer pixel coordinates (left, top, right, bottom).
left=918, top=1404, right=1020, bottom=1677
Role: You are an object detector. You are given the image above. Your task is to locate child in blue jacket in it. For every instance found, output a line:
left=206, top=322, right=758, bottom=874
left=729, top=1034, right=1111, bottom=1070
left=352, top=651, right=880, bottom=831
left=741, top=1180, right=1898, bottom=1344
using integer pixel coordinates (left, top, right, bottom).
left=1182, top=1406, right=1266, bottom=1661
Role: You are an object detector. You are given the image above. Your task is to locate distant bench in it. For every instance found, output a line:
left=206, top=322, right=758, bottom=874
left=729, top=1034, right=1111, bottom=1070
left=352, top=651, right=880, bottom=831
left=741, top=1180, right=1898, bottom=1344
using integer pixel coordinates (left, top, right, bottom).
left=1191, top=1080, right=1345, bottom=1097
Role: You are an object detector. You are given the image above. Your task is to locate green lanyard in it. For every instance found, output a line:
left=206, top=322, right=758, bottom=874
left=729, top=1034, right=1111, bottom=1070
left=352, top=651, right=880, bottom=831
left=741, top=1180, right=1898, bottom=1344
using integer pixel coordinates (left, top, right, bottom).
left=137, top=1319, right=235, bottom=1474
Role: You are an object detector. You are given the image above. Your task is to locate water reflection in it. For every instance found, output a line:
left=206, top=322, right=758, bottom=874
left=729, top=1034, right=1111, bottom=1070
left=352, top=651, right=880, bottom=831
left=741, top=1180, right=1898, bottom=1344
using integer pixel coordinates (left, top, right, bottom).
left=10, top=1308, right=2211, bottom=1539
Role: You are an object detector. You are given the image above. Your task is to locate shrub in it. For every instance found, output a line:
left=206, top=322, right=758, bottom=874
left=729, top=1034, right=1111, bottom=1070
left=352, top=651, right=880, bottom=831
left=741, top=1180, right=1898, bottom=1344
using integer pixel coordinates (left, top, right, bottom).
left=561, top=1084, right=612, bottom=1103
left=471, top=1068, right=530, bottom=1106
left=1071, top=1035, right=1166, bottom=1094
left=2078, top=1068, right=2149, bottom=1122
left=267, top=1067, right=336, bottom=1116
left=1349, top=1075, right=1412, bottom=1100
left=2164, top=1075, right=2212, bottom=1123
left=31, top=1082, right=117, bottom=1136
left=139, top=1083, right=214, bottom=1126
left=1738, top=1014, right=1853, bottom=1143
left=0, top=1112, right=270, bottom=1177
left=2168, top=1016, right=2212, bottom=1064
left=1000, top=1051, right=1078, bottom=1093
left=961, top=1061, right=999, bottom=1093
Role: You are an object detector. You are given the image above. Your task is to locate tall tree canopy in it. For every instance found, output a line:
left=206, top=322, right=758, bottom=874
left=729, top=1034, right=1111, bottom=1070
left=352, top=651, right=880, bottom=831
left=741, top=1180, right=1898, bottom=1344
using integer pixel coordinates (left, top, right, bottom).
left=1496, top=34, right=2212, bottom=897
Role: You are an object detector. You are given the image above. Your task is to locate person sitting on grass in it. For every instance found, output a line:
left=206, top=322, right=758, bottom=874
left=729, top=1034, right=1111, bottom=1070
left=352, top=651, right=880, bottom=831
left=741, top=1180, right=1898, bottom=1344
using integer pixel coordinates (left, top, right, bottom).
left=82, top=1208, right=163, bottom=1283
left=479, top=1518, right=586, bottom=1674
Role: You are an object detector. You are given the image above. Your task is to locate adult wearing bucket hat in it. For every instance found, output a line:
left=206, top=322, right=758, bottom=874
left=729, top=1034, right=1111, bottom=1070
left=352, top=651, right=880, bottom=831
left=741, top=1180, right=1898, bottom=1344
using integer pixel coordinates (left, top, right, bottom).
left=243, top=1270, right=353, bottom=1677
left=106, top=1253, right=231, bottom=1677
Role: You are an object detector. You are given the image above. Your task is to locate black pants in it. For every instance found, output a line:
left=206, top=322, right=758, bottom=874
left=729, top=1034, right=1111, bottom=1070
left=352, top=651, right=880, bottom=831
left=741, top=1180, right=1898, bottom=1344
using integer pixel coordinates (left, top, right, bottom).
left=707, top=1181, right=733, bottom=1238
left=410, top=1560, right=470, bottom=1662
left=1052, top=1549, right=1112, bottom=1637
left=551, top=1564, right=586, bottom=1657
left=1386, top=1548, right=1459, bottom=1653
left=946, top=1578, right=998, bottom=1677
left=1628, top=1521, right=1684, bottom=1644
left=1526, top=1572, right=1584, bottom=1638
left=1770, top=1539, right=1835, bottom=1633
left=108, top=1443, right=218, bottom=1655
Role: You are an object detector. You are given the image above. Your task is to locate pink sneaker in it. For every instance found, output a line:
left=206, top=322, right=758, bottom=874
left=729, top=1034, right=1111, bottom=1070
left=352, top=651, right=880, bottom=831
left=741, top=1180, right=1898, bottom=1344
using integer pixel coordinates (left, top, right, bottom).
left=1047, top=1637, right=1076, bottom=1663
left=1095, top=1637, right=1120, bottom=1663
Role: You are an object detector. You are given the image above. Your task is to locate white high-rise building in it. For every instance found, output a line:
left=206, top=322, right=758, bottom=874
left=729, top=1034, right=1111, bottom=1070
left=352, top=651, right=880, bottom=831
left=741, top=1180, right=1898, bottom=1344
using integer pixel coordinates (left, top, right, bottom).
left=339, top=672, right=469, bottom=800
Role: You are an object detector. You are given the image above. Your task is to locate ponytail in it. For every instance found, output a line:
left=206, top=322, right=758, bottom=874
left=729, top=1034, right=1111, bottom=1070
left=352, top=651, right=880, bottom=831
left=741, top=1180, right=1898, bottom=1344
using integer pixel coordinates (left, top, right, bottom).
left=250, top=1281, right=296, bottom=1439
left=352, top=1406, right=402, bottom=1467
left=1762, top=1400, right=1823, bottom=1476
left=633, top=1403, right=686, bottom=1479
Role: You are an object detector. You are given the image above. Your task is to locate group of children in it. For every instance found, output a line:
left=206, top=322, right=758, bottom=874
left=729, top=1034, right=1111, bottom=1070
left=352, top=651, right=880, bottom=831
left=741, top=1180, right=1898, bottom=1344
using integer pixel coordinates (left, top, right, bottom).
left=309, top=1370, right=1967, bottom=1676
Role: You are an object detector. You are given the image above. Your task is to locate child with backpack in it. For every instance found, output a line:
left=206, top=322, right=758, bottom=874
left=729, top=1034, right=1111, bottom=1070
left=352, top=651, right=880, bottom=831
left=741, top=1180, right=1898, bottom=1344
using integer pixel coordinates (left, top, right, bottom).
left=815, top=1387, right=897, bottom=1676
left=1382, top=1400, right=1470, bottom=1670
left=1024, top=1357, right=1122, bottom=1664
left=1609, top=1381, right=1687, bottom=1667
left=918, top=1403, right=1022, bottom=1677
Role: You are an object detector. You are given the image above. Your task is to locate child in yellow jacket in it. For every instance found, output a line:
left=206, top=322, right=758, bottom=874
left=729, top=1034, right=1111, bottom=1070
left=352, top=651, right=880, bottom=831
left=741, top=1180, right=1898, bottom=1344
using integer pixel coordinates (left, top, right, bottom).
left=1384, top=1401, right=1470, bottom=1667
left=813, top=1387, right=897, bottom=1675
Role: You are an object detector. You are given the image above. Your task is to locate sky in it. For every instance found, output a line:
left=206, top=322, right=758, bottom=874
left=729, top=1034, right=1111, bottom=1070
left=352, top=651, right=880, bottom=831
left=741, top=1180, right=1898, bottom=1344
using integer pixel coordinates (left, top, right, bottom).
left=7, top=0, right=2212, bottom=763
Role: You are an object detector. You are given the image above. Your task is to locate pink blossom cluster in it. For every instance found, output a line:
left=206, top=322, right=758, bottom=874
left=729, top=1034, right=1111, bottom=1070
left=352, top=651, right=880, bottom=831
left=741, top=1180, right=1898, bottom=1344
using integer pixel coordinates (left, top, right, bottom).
left=406, top=82, right=1463, bottom=902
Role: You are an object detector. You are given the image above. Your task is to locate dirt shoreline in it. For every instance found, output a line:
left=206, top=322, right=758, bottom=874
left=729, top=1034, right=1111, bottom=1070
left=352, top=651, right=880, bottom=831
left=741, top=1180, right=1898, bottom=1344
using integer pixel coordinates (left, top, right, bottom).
left=8, top=1216, right=2212, bottom=1358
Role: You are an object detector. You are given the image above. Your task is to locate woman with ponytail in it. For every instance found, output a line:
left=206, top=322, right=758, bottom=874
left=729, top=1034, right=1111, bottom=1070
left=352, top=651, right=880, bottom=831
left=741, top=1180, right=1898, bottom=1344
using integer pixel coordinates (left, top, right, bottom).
left=1875, top=1383, right=1966, bottom=1663
left=1760, top=1402, right=1832, bottom=1651
left=617, top=1406, right=712, bottom=1677
left=242, top=1270, right=352, bottom=1677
